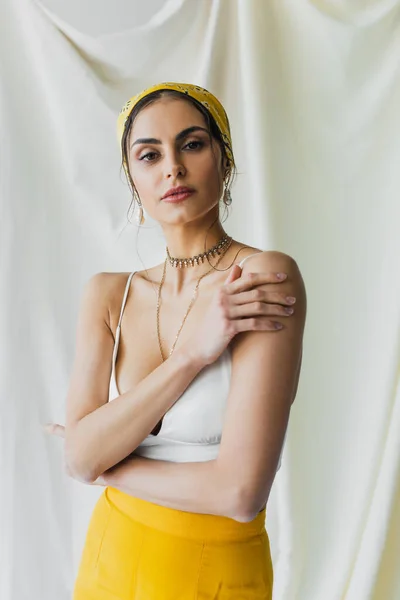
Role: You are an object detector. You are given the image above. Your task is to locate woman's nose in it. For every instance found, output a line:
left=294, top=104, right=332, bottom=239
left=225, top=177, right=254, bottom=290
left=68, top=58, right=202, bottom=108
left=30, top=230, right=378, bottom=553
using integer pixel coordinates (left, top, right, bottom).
left=167, top=165, right=185, bottom=179
left=164, top=153, right=186, bottom=179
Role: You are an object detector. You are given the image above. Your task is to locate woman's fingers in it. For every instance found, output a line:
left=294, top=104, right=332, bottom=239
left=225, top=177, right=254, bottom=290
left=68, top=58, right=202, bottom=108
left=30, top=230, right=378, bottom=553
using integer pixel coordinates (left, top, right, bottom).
left=43, top=423, right=65, bottom=438
left=220, top=271, right=294, bottom=332
left=224, top=263, right=244, bottom=285
left=228, top=301, right=294, bottom=319
left=225, top=272, right=287, bottom=295
left=230, top=288, right=296, bottom=308
left=232, top=317, right=284, bottom=333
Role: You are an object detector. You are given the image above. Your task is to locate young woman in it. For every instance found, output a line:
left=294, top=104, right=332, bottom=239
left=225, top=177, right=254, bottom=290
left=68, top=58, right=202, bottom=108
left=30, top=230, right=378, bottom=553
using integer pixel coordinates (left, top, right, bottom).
left=46, top=82, right=306, bottom=599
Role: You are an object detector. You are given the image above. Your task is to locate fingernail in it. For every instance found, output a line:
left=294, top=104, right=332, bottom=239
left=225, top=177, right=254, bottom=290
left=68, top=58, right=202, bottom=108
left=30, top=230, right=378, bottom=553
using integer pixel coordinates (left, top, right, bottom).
left=276, top=273, right=287, bottom=280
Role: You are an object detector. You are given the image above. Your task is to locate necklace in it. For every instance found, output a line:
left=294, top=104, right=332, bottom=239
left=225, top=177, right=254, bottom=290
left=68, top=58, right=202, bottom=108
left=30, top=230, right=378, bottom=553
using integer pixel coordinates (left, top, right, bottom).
left=157, top=236, right=233, bottom=362
left=166, top=234, right=231, bottom=268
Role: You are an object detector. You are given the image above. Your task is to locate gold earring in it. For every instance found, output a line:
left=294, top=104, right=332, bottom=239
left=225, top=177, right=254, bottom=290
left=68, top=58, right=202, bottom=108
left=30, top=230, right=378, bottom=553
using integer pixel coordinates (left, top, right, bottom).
left=136, top=204, right=145, bottom=225
left=133, top=191, right=145, bottom=225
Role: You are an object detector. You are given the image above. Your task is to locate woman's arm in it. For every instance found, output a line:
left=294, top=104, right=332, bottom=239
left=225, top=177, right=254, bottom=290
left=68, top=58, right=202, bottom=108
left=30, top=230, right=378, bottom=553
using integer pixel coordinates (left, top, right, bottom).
left=217, top=251, right=306, bottom=520
left=65, top=273, right=208, bottom=484
left=101, top=456, right=241, bottom=520
left=44, top=426, right=240, bottom=520
left=98, top=251, right=306, bottom=522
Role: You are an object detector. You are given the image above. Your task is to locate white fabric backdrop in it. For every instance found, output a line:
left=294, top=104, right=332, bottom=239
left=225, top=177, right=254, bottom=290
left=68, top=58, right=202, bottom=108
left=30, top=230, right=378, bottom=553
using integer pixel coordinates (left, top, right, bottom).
left=1, top=0, right=399, bottom=598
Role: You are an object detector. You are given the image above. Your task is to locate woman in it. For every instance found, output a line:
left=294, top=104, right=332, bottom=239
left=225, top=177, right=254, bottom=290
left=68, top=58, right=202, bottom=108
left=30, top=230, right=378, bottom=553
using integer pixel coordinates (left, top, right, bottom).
left=46, top=82, right=306, bottom=599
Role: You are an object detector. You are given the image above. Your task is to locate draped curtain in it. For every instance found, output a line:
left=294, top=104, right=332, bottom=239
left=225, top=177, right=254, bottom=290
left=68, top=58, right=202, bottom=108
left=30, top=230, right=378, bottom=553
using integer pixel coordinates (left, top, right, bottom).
left=1, top=0, right=399, bottom=598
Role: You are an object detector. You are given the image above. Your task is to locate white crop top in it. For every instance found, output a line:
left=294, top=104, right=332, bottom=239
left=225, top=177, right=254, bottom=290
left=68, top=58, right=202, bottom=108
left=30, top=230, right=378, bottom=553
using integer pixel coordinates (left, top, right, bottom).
left=109, top=252, right=286, bottom=470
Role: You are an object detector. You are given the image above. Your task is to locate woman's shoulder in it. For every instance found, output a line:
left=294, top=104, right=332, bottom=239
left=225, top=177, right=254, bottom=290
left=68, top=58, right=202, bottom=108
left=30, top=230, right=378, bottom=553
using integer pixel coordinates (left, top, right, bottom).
left=83, top=271, right=136, bottom=324
left=85, top=271, right=134, bottom=296
left=88, top=264, right=166, bottom=298
left=231, top=243, right=298, bottom=267
left=232, top=247, right=304, bottom=298
left=84, top=271, right=148, bottom=338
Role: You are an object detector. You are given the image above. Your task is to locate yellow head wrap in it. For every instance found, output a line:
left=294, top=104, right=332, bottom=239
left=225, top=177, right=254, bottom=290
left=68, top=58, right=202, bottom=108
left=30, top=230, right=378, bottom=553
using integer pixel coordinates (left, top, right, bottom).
left=116, top=82, right=234, bottom=167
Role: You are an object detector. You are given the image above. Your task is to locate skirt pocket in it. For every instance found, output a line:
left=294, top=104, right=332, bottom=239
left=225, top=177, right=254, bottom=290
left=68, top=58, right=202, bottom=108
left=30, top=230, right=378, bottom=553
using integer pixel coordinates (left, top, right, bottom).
left=73, top=492, right=113, bottom=597
left=94, top=501, right=145, bottom=598
left=257, top=531, right=274, bottom=594
left=197, top=533, right=273, bottom=600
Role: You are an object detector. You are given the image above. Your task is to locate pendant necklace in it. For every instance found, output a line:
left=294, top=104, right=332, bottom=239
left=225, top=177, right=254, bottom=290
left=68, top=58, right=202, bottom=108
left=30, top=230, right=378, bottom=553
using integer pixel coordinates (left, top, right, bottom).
left=156, top=235, right=233, bottom=362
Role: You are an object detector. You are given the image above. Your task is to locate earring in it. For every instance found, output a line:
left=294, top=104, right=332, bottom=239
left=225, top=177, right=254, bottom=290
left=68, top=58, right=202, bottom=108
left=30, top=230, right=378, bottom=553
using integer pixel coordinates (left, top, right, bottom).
left=133, top=190, right=145, bottom=225
left=136, top=204, right=145, bottom=225
left=223, top=186, right=232, bottom=206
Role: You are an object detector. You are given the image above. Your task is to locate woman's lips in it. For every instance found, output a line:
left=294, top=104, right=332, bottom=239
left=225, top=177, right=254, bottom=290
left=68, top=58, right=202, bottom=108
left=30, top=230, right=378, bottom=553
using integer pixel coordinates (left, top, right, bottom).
left=162, top=190, right=195, bottom=203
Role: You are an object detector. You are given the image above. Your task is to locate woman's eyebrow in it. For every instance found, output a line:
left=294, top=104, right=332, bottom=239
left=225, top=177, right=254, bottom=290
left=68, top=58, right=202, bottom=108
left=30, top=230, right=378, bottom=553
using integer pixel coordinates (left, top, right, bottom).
left=131, top=126, right=209, bottom=148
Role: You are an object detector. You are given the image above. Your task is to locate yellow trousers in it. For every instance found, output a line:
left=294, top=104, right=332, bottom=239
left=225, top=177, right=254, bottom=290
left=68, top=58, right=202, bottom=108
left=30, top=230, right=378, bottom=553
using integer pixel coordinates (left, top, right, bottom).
left=73, top=486, right=273, bottom=599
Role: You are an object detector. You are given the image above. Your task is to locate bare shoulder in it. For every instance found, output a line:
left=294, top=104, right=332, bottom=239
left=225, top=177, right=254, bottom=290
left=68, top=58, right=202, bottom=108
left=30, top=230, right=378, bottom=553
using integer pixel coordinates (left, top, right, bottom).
left=231, top=244, right=299, bottom=269
left=230, top=248, right=307, bottom=359
left=82, top=271, right=129, bottom=304
left=239, top=249, right=306, bottom=300
left=85, top=265, right=163, bottom=310
left=237, top=247, right=300, bottom=266
left=97, top=271, right=136, bottom=300
left=83, top=271, right=137, bottom=332
left=87, top=271, right=133, bottom=292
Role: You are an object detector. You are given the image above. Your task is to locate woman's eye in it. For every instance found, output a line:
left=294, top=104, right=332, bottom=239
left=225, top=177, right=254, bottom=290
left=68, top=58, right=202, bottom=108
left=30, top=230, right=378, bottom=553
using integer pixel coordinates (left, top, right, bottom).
left=140, top=152, right=158, bottom=162
left=184, top=141, right=203, bottom=150
left=139, top=141, right=203, bottom=161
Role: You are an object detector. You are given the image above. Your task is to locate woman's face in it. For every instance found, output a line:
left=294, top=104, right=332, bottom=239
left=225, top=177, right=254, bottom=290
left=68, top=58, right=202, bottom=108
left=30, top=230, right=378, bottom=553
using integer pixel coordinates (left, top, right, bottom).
left=127, top=97, right=228, bottom=225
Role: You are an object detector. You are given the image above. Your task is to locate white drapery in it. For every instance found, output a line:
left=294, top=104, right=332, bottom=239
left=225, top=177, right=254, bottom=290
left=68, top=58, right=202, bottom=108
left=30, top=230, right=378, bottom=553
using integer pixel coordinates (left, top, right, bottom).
left=1, top=0, right=399, bottom=598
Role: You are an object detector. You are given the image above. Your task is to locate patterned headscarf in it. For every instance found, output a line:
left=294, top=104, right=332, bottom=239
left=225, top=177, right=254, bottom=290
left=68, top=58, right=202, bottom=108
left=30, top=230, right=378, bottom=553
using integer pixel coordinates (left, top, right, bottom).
left=116, top=82, right=233, bottom=168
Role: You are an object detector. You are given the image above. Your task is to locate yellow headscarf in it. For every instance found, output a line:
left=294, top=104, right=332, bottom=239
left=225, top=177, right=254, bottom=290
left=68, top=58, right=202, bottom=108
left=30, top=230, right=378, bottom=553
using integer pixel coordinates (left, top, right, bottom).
left=116, top=82, right=233, bottom=166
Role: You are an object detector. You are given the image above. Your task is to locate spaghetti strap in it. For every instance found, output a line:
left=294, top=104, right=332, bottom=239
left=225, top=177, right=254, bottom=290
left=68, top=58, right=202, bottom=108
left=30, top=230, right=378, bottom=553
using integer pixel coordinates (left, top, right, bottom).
left=117, top=271, right=136, bottom=328
left=111, top=272, right=136, bottom=377
left=238, top=251, right=264, bottom=269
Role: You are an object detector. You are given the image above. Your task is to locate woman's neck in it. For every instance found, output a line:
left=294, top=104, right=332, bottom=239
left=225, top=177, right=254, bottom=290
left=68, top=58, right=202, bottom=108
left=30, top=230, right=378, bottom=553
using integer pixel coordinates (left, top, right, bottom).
left=160, top=228, right=233, bottom=293
left=163, top=224, right=227, bottom=262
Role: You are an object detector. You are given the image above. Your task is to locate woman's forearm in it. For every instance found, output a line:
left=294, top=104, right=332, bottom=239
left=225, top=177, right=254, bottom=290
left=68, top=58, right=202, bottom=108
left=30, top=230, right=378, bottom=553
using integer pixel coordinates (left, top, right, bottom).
left=66, top=346, right=206, bottom=484
left=102, top=456, right=242, bottom=520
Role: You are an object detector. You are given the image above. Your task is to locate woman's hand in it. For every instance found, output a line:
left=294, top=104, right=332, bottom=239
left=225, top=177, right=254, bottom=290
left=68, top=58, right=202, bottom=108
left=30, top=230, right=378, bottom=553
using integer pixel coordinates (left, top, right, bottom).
left=189, top=264, right=295, bottom=365
left=43, top=423, right=65, bottom=438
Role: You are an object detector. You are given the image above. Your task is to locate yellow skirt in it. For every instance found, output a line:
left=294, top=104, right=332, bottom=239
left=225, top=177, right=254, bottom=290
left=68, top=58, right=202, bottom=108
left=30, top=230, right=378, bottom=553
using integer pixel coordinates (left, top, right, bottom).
left=73, top=486, right=273, bottom=599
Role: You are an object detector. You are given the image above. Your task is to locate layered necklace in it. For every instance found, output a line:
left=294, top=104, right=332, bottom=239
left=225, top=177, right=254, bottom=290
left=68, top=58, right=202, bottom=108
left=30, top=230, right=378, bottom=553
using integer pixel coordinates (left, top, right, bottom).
left=157, top=233, right=233, bottom=362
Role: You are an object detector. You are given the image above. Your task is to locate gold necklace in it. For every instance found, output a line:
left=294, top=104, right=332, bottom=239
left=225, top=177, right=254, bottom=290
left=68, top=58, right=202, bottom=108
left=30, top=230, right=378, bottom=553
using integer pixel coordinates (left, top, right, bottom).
left=157, top=237, right=233, bottom=362
left=166, top=234, right=231, bottom=268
